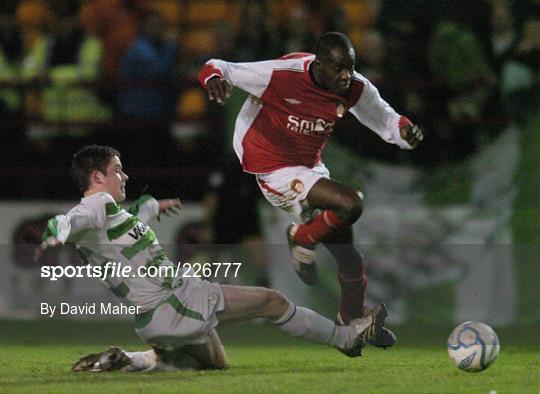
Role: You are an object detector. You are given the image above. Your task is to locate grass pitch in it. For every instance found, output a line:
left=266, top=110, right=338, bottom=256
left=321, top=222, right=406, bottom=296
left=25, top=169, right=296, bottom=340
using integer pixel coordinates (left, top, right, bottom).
left=1, top=321, right=538, bottom=394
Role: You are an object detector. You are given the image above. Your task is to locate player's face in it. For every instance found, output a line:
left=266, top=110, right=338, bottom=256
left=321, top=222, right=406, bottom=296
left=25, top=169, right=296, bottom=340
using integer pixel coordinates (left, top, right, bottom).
left=316, top=46, right=355, bottom=96
left=102, top=156, right=129, bottom=202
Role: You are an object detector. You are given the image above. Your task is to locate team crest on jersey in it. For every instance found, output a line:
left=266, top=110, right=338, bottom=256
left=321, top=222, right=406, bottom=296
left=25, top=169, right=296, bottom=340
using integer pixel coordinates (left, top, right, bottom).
left=291, top=179, right=304, bottom=194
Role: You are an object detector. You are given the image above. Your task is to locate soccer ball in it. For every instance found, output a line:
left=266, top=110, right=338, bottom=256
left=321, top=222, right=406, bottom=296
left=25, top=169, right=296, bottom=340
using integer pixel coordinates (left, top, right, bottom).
left=447, top=321, right=500, bottom=372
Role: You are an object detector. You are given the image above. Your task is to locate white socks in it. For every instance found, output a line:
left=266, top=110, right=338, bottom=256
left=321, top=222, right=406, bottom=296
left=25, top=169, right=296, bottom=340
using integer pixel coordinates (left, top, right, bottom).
left=125, top=350, right=157, bottom=371
left=273, top=304, right=358, bottom=350
left=125, top=350, right=196, bottom=372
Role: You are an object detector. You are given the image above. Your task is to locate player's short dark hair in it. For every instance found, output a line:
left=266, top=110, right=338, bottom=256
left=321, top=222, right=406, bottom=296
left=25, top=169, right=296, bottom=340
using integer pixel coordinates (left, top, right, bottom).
left=71, top=145, right=120, bottom=193
left=315, top=32, right=354, bottom=60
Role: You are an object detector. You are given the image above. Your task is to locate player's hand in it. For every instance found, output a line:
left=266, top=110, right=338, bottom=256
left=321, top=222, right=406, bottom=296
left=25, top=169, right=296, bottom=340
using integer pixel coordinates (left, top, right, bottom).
left=157, top=198, right=182, bottom=221
left=206, top=77, right=232, bottom=105
left=399, top=124, right=423, bottom=148
left=33, top=237, right=62, bottom=263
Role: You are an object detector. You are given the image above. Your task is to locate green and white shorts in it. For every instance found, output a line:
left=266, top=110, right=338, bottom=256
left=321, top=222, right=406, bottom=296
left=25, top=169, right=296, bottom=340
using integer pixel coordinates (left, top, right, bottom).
left=134, top=277, right=225, bottom=349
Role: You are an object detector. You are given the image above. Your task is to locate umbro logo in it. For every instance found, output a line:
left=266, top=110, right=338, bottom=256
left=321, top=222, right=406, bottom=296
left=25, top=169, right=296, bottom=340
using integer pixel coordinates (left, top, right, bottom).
left=284, top=98, right=302, bottom=104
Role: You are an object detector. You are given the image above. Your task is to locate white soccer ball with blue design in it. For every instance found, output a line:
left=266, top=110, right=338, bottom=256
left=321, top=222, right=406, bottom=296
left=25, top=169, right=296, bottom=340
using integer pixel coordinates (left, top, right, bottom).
left=447, top=321, right=500, bottom=372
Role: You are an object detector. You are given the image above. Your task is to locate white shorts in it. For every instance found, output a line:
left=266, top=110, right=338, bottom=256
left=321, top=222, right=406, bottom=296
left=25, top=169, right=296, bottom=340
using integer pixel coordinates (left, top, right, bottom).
left=255, top=163, right=330, bottom=220
left=134, top=277, right=225, bottom=350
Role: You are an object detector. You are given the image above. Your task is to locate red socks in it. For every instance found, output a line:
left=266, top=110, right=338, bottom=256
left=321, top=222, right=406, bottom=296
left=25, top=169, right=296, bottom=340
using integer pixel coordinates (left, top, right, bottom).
left=292, top=209, right=367, bottom=323
left=338, top=273, right=367, bottom=323
left=292, top=210, right=343, bottom=244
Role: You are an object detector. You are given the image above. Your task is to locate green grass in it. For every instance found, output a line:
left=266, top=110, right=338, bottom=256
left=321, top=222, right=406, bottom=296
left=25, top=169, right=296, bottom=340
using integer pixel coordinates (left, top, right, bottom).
left=1, top=321, right=539, bottom=393
left=2, top=344, right=538, bottom=394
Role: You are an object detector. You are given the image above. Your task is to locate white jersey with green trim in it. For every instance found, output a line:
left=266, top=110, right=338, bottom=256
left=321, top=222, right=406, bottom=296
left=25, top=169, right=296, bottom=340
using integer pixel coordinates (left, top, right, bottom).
left=50, top=192, right=185, bottom=313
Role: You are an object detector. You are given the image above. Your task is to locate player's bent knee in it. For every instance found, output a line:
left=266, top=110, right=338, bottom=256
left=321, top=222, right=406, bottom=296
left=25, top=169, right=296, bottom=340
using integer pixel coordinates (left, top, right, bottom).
left=337, top=192, right=363, bottom=224
left=264, top=288, right=289, bottom=317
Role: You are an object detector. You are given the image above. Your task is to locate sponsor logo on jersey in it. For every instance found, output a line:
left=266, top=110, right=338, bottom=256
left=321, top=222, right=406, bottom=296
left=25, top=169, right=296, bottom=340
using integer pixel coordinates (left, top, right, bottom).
left=286, top=115, right=334, bottom=136
left=128, top=222, right=149, bottom=240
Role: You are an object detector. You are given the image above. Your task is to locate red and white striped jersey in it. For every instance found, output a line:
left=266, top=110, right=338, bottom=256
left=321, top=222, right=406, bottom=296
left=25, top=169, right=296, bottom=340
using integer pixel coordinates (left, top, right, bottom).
left=199, top=53, right=412, bottom=174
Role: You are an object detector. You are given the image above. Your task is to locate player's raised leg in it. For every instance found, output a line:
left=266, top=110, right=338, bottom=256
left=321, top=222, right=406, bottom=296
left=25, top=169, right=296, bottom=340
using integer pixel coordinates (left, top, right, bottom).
left=288, top=178, right=362, bottom=286
left=300, top=179, right=396, bottom=348
left=294, top=178, right=365, bottom=317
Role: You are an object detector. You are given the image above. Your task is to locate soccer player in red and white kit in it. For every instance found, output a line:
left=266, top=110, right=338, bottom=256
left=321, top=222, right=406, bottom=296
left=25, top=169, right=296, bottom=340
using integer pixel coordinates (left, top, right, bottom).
left=198, top=32, right=423, bottom=349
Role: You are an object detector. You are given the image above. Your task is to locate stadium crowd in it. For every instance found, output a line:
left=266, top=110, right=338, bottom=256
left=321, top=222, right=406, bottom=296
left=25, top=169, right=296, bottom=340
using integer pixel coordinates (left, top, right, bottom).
left=1, top=0, right=538, bottom=200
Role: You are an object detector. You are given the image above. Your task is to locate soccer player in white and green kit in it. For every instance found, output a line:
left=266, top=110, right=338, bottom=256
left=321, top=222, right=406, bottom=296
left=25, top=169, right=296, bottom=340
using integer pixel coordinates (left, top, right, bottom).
left=39, top=145, right=388, bottom=371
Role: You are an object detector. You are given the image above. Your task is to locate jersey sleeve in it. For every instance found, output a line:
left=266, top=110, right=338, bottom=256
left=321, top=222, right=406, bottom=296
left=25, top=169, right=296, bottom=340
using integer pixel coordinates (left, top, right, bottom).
left=198, top=59, right=276, bottom=98
left=348, top=73, right=413, bottom=150
left=43, top=193, right=108, bottom=244
left=126, top=194, right=159, bottom=223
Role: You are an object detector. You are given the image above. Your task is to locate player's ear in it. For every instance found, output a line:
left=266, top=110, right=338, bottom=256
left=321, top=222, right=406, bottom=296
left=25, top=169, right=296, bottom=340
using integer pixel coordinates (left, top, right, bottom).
left=90, top=170, right=105, bottom=186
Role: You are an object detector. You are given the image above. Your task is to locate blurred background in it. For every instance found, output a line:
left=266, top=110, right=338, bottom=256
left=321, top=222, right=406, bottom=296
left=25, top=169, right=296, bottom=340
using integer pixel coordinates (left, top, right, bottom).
left=0, top=0, right=538, bottom=339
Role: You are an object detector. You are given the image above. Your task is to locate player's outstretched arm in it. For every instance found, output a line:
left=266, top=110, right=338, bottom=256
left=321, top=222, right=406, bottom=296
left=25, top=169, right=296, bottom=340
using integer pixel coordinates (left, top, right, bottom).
left=349, top=74, right=424, bottom=150
left=198, top=59, right=276, bottom=103
left=127, top=195, right=180, bottom=222
left=157, top=198, right=182, bottom=221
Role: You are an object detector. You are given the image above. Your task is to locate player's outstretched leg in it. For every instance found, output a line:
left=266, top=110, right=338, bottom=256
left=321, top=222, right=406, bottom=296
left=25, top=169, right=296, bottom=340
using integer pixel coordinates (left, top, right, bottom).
left=218, top=285, right=385, bottom=357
